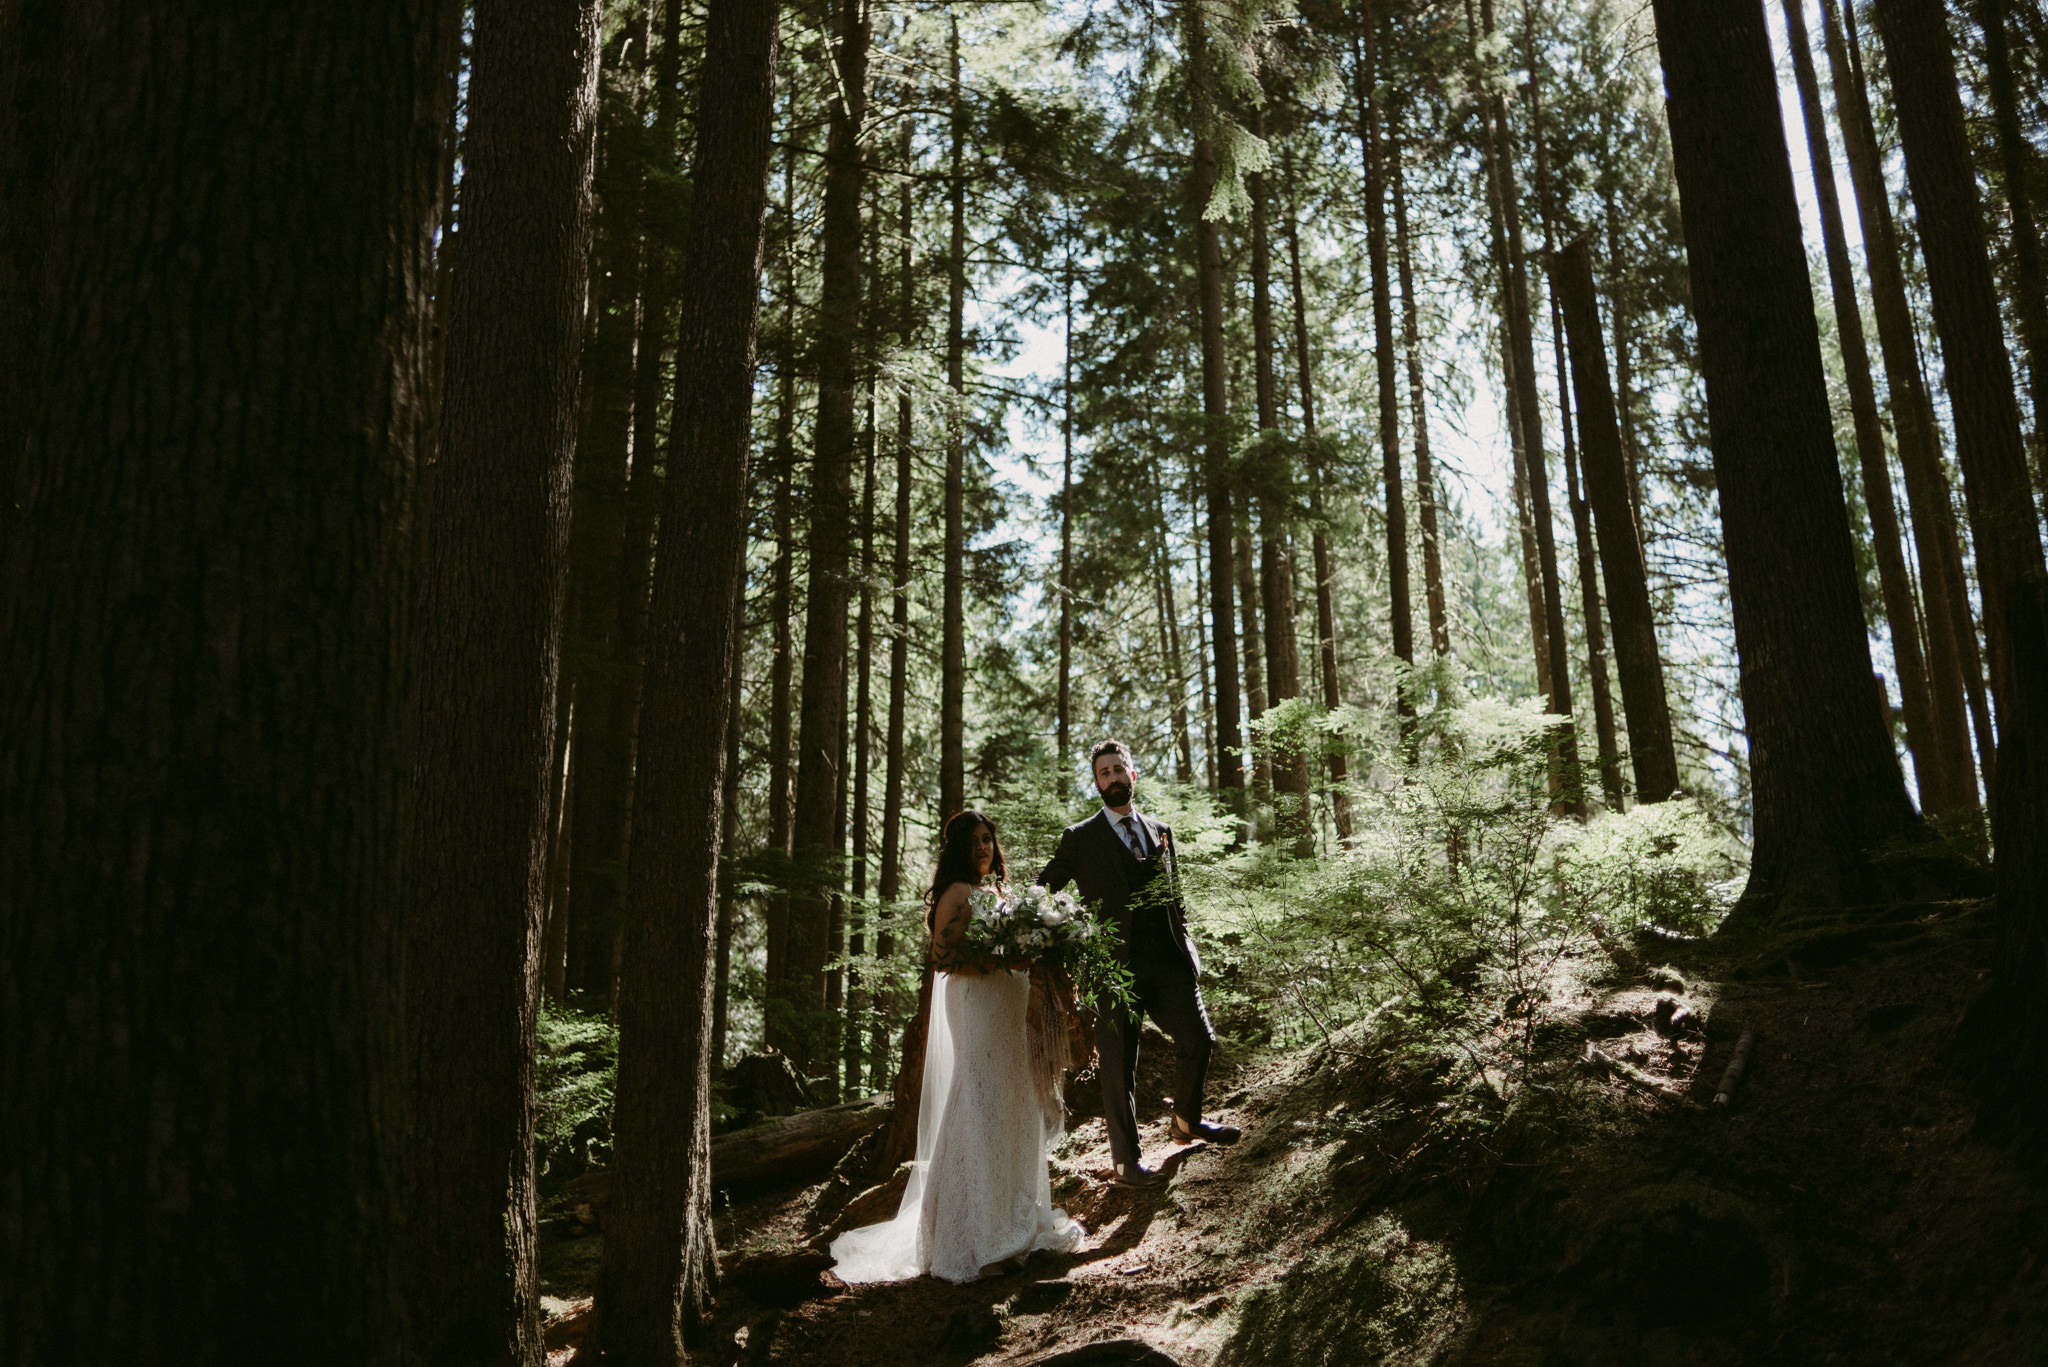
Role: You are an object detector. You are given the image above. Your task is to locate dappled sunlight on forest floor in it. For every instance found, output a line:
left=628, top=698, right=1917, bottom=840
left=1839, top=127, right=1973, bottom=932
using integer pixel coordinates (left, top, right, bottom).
left=541, top=896, right=2048, bottom=1366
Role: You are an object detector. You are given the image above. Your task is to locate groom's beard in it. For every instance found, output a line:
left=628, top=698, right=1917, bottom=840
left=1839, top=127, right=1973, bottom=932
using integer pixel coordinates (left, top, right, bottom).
left=1101, top=781, right=1132, bottom=808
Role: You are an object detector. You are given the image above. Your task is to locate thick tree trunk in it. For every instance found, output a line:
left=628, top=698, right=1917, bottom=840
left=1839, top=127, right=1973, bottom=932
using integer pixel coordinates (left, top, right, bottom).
left=1390, top=111, right=1451, bottom=660
left=1551, top=240, right=1682, bottom=804
left=1357, top=19, right=1416, bottom=722
left=1188, top=1, right=1244, bottom=800
left=1780, top=0, right=1960, bottom=818
left=407, top=2, right=599, bottom=1363
left=788, top=0, right=869, bottom=1073
left=1873, top=0, right=2048, bottom=1132
left=1283, top=157, right=1351, bottom=838
left=940, top=13, right=968, bottom=824
left=1823, top=0, right=1988, bottom=808
left=1649, top=0, right=1963, bottom=920
left=0, top=5, right=449, bottom=1361
left=597, top=0, right=779, bottom=1357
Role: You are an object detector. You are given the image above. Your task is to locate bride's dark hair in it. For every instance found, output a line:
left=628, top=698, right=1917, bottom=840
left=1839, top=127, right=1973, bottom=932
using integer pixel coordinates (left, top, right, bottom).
left=926, top=808, right=1006, bottom=930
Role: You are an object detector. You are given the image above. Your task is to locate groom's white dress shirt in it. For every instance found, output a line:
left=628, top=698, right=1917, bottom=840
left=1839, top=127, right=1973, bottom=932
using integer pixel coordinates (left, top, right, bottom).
left=1102, top=805, right=1151, bottom=858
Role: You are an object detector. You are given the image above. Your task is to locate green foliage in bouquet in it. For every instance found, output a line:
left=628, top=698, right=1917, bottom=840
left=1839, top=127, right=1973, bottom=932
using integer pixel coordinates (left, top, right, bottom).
left=960, top=883, right=1136, bottom=1010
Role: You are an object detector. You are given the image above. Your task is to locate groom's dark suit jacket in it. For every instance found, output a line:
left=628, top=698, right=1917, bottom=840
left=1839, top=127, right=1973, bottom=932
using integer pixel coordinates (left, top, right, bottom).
left=1037, top=809, right=1200, bottom=977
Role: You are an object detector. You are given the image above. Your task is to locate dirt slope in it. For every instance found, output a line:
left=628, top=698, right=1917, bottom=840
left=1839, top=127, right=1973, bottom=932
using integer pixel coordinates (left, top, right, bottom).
left=544, top=897, right=2048, bottom=1366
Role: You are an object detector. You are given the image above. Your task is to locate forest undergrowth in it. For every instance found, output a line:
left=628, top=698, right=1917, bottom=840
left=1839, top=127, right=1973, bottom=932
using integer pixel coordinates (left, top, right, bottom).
left=534, top=694, right=2046, bottom=1365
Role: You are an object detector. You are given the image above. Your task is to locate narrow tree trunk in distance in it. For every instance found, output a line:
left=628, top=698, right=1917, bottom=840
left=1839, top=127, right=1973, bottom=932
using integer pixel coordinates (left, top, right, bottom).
left=407, top=3, right=599, bottom=1361
left=1526, top=29, right=1621, bottom=808
left=1649, top=0, right=1965, bottom=920
left=1552, top=239, right=1681, bottom=804
left=1236, top=527, right=1271, bottom=792
left=847, top=387, right=879, bottom=1099
left=599, top=0, right=779, bottom=1355
left=879, top=118, right=914, bottom=912
left=940, top=11, right=968, bottom=824
left=1481, top=0, right=1580, bottom=811
left=1357, top=19, right=1416, bottom=726
left=1152, top=473, right=1198, bottom=783
left=1470, top=0, right=1554, bottom=705
left=593, top=0, right=689, bottom=1006
left=1249, top=117, right=1310, bottom=841
left=1188, top=1, right=1245, bottom=801
left=714, top=636, right=743, bottom=1069
left=1391, top=111, right=1451, bottom=659
left=1975, top=0, right=2048, bottom=496
left=1558, top=370, right=1625, bottom=810
left=1283, top=155, right=1351, bottom=838
left=0, top=6, right=449, bottom=1359
left=1873, top=0, right=2048, bottom=1133
left=561, top=75, right=642, bottom=1005
left=764, top=146, right=798, bottom=1037
left=1823, top=0, right=1986, bottom=808
left=1059, top=231, right=1077, bottom=767
left=1506, top=338, right=1554, bottom=701
left=1780, top=0, right=1958, bottom=818
left=789, top=0, right=870, bottom=1073
left=543, top=732, right=575, bottom=1005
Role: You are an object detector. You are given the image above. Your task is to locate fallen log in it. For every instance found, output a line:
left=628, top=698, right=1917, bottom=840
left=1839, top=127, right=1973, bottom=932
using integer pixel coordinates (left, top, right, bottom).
left=1713, top=1028, right=1757, bottom=1108
left=561, top=1094, right=894, bottom=1215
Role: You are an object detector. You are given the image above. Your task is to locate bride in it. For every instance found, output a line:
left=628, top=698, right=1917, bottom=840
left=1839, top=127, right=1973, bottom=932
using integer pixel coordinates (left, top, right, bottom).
left=829, top=809, right=1086, bottom=1284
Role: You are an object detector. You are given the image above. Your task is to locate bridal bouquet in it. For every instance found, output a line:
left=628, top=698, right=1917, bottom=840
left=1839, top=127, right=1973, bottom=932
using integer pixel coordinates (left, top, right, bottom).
left=962, top=884, right=1134, bottom=1008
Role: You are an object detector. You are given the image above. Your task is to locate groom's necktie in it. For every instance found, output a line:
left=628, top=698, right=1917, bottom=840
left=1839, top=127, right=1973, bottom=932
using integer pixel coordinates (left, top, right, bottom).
left=1120, top=815, right=1148, bottom=860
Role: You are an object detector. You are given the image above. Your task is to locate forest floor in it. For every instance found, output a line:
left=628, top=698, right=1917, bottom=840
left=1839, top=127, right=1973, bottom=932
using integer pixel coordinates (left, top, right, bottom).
left=540, top=896, right=2048, bottom=1366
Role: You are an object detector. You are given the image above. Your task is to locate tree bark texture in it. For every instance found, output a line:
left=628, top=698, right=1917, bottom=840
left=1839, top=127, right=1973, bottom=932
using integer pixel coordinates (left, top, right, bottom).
left=406, top=1, right=599, bottom=1362
left=1780, top=0, right=1961, bottom=819
left=1650, top=0, right=1956, bottom=919
left=597, top=0, right=779, bottom=1359
left=789, top=0, right=869, bottom=1072
left=1550, top=240, right=1681, bottom=804
left=0, top=5, right=449, bottom=1362
left=1873, top=0, right=2048, bottom=1130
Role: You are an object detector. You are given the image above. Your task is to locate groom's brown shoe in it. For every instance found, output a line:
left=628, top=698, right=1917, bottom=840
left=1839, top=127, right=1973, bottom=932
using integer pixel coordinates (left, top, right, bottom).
left=1111, top=1162, right=1167, bottom=1188
left=1170, top=1115, right=1241, bottom=1146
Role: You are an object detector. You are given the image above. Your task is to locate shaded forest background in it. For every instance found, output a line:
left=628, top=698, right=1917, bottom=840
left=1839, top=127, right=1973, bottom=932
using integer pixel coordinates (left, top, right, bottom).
left=3, top=0, right=2044, bottom=1363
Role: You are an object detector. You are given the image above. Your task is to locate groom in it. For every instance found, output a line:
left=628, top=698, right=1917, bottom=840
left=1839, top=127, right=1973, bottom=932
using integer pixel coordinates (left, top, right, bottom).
left=1037, top=739, right=1240, bottom=1187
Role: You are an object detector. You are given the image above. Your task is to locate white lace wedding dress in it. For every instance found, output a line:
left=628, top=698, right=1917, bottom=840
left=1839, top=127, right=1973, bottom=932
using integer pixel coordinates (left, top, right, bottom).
left=830, top=966, right=1085, bottom=1284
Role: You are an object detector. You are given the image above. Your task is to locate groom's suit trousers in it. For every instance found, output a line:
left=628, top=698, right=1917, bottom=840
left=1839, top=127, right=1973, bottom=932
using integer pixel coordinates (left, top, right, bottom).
left=1096, top=956, right=1215, bottom=1168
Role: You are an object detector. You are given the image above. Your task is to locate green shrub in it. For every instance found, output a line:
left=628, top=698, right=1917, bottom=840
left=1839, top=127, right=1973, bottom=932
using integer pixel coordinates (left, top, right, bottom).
left=536, top=1004, right=617, bottom=1185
